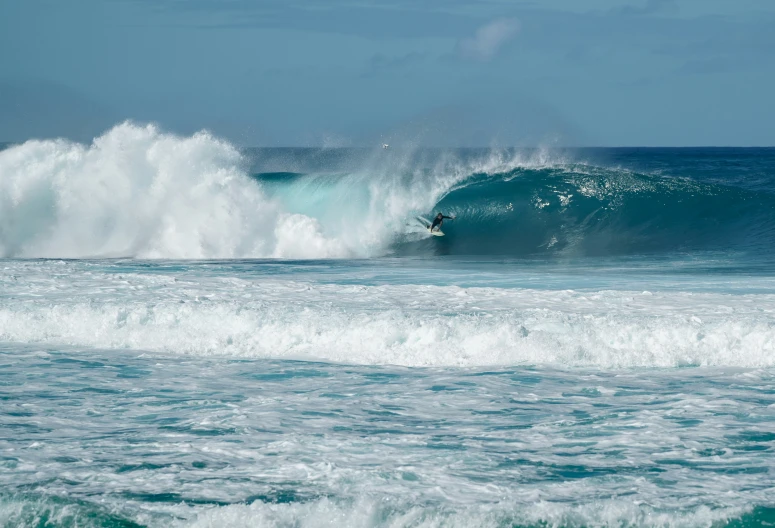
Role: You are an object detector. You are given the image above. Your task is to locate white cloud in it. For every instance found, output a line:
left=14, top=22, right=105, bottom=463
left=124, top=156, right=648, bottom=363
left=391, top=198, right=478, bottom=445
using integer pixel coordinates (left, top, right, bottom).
left=458, top=18, right=520, bottom=61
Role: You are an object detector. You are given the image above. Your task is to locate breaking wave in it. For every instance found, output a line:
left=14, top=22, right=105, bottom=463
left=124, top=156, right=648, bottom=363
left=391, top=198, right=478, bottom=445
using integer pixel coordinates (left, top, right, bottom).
left=2, top=123, right=774, bottom=259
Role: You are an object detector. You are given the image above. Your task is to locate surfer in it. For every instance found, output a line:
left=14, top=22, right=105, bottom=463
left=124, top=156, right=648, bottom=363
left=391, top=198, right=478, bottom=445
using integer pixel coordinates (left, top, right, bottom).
left=430, top=213, right=454, bottom=233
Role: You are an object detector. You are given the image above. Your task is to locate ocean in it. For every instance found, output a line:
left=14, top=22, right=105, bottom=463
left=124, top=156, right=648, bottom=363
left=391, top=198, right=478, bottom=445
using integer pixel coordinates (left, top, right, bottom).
left=0, top=123, right=774, bottom=527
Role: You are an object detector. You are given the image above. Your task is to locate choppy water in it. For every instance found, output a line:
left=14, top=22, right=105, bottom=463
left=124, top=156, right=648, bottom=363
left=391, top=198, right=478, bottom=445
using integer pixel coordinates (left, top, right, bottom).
left=1, top=127, right=774, bottom=526
left=3, top=345, right=775, bottom=528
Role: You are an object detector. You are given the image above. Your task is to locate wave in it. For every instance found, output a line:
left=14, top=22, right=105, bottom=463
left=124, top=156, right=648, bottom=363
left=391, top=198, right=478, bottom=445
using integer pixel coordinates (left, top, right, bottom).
left=2, top=123, right=774, bottom=259
left=394, top=166, right=775, bottom=257
left=2, top=276, right=773, bottom=368
left=0, top=123, right=348, bottom=259
left=179, top=499, right=769, bottom=528
left=1, top=492, right=769, bottom=528
left=255, top=162, right=775, bottom=258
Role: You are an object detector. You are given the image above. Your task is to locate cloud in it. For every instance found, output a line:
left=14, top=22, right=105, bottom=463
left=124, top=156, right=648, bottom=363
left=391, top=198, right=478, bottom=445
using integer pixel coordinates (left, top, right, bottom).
left=458, top=18, right=520, bottom=61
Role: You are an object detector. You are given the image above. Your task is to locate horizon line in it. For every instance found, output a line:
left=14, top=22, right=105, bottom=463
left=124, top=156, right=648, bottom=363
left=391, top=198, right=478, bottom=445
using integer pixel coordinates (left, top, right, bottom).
left=1, top=141, right=774, bottom=150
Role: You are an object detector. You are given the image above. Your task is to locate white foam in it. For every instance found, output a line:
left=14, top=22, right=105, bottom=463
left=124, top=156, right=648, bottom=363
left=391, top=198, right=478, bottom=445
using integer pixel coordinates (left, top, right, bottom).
left=1, top=123, right=274, bottom=258
left=1, top=263, right=773, bottom=368
left=176, top=497, right=751, bottom=528
left=0, top=123, right=381, bottom=259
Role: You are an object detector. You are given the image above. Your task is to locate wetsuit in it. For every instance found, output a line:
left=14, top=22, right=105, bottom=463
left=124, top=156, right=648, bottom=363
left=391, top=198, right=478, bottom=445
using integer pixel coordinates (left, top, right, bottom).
left=430, top=215, right=453, bottom=232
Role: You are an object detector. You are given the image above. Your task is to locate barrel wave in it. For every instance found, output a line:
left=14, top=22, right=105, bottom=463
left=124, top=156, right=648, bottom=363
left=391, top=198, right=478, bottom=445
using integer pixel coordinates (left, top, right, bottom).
left=389, top=165, right=775, bottom=257
left=258, top=152, right=775, bottom=258
left=2, top=122, right=774, bottom=259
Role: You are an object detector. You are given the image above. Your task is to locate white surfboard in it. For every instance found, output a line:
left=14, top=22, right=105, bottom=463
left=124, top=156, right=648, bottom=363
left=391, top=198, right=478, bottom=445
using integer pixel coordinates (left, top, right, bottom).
left=417, top=216, right=444, bottom=236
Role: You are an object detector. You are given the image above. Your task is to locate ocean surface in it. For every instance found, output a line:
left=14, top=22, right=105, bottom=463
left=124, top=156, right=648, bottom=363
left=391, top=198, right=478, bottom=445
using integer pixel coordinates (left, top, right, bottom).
left=1, top=124, right=774, bottom=527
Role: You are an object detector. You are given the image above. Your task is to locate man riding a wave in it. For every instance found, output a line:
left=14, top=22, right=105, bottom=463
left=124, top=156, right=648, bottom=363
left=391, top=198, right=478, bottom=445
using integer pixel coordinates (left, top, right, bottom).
left=430, top=212, right=455, bottom=233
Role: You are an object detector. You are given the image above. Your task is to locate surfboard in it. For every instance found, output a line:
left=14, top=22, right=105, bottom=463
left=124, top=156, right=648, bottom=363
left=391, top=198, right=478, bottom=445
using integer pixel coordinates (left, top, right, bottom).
left=417, top=216, right=444, bottom=236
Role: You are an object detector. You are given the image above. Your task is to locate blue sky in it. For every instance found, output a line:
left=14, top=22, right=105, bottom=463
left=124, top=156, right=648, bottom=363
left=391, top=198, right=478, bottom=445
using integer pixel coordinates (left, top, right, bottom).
left=1, top=0, right=773, bottom=146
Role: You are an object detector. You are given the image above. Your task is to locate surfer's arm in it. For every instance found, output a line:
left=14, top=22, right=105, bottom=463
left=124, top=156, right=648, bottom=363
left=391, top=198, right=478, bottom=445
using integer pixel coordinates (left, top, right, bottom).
left=442, top=215, right=454, bottom=220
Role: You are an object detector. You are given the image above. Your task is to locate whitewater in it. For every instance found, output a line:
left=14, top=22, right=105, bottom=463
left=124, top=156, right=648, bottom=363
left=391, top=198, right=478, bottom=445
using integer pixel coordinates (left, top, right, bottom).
left=1, top=124, right=774, bottom=527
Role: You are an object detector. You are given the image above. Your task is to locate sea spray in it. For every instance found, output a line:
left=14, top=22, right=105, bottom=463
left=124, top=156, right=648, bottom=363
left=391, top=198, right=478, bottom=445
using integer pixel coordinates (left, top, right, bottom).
left=0, top=123, right=343, bottom=259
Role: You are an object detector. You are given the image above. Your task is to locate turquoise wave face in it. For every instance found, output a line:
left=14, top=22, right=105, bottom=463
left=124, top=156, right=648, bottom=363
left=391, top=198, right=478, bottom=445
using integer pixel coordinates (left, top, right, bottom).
left=254, top=160, right=775, bottom=258
left=404, top=166, right=775, bottom=257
